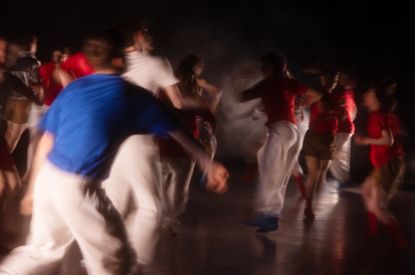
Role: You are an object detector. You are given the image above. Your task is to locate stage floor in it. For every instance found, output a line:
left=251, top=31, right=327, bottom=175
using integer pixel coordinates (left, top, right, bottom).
left=1, top=169, right=414, bottom=275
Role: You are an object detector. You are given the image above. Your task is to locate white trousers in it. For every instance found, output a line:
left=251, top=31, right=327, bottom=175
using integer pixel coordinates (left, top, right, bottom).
left=0, top=161, right=135, bottom=275
left=329, top=132, right=352, bottom=183
left=102, top=134, right=161, bottom=265
left=256, top=122, right=301, bottom=216
left=159, top=157, right=196, bottom=227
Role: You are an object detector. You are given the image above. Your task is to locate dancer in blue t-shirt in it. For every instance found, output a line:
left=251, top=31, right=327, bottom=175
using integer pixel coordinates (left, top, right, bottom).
left=0, top=30, right=228, bottom=275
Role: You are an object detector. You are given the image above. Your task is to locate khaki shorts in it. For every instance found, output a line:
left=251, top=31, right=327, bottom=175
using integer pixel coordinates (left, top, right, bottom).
left=371, top=158, right=405, bottom=195
left=302, top=129, right=335, bottom=160
left=3, top=99, right=31, bottom=124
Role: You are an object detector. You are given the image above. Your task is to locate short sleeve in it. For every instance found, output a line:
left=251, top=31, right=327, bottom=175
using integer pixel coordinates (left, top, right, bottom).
left=153, top=58, right=178, bottom=88
left=368, top=113, right=386, bottom=138
left=38, top=100, right=60, bottom=134
left=126, top=84, right=180, bottom=136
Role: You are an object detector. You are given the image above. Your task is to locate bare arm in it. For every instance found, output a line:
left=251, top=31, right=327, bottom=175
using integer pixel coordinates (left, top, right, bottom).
left=52, top=67, right=73, bottom=88
left=240, top=87, right=263, bottom=102
left=301, top=88, right=322, bottom=106
left=20, top=131, right=55, bottom=215
left=354, top=129, right=393, bottom=146
left=31, top=84, right=44, bottom=104
left=197, top=78, right=222, bottom=111
left=169, top=130, right=229, bottom=193
left=164, top=84, right=204, bottom=110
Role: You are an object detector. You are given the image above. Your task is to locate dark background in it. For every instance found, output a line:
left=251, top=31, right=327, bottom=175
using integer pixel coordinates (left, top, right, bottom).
left=2, top=0, right=414, bottom=183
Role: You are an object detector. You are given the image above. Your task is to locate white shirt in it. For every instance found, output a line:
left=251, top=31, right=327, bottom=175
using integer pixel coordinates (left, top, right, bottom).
left=123, top=51, right=178, bottom=96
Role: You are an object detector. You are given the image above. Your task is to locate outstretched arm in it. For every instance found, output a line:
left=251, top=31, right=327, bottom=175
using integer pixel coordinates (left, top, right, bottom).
left=197, top=78, right=222, bottom=111
left=169, top=130, right=229, bottom=193
left=355, top=129, right=393, bottom=146
left=164, top=84, right=205, bottom=110
left=301, top=88, right=322, bottom=106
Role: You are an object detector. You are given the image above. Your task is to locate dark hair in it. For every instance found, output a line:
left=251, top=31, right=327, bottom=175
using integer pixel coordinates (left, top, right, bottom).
left=18, top=34, right=37, bottom=51
left=261, top=51, right=287, bottom=73
left=175, top=54, right=202, bottom=79
left=115, top=19, right=151, bottom=48
left=82, top=29, right=125, bottom=69
left=370, top=78, right=398, bottom=112
left=175, top=54, right=203, bottom=97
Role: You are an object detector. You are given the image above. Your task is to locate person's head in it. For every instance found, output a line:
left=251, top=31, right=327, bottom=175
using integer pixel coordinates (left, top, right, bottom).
left=51, top=50, right=63, bottom=64
left=176, top=54, right=203, bottom=79
left=319, top=68, right=339, bottom=93
left=337, top=70, right=357, bottom=89
left=18, top=34, right=38, bottom=55
left=117, top=19, right=153, bottom=53
left=61, top=47, right=71, bottom=63
left=363, top=79, right=397, bottom=113
left=82, top=29, right=125, bottom=72
left=0, top=36, right=7, bottom=65
left=260, top=51, right=287, bottom=79
left=5, top=39, right=20, bottom=67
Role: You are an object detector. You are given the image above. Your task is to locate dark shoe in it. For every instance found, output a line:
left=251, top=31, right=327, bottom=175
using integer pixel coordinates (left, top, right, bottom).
left=304, top=205, right=315, bottom=220
left=256, top=217, right=279, bottom=233
left=242, top=214, right=279, bottom=233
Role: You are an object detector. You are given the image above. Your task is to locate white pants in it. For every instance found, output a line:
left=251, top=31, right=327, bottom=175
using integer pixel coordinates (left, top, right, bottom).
left=329, top=132, right=352, bottom=183
left=0, top=161, right=135, bottom=275
left=102, top=135, right=161, bottom=265
left=159, top=157, right=196, bottom=227
left=256, top=122, right=301, bottom=216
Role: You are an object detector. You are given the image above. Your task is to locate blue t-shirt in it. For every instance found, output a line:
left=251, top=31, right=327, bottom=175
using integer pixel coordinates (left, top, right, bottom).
left=38, top=74, right=178, bottom=179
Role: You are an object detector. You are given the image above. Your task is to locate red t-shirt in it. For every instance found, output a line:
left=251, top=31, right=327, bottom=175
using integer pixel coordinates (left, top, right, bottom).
left=309, top=93, right=338, bottom=135
left=332, top=88, right=356, bottom=134
left=368, top=111, right=404, bottom=167
left=39, top=62, right=63, bottom=106
left=246, top=78, right=308, bottom=126
left=60, top=52, right=94, bottom=79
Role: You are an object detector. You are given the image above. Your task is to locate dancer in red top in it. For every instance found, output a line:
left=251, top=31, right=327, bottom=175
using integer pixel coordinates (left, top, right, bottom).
left=302, top=67, right=340, bottom=219
left=241, top=52, right=321, bottom=232
left=329, top=72, right=357, bottom=184
left=355, top=80, right=406, bottom=248
left=39, top=50, right=64, bottom=106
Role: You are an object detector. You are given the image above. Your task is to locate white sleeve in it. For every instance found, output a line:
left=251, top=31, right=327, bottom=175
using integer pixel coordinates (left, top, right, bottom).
left=154, top=57, right=179, bottom=89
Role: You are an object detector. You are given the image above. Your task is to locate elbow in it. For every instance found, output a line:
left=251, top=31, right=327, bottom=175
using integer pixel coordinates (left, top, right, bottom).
left=173, top=100, right=183, bottom=109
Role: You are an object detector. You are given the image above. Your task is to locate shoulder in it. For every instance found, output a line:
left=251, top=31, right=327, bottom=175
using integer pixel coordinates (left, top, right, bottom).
left=146, top=54, right=172, bottom=71
left=369, top=111, right=387, bottom=125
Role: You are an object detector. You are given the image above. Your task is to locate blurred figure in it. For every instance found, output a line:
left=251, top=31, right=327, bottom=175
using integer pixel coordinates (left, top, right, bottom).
left=176, top=55, right=219, bottom=179
left=0, top=36, right=6, bottom=64
left=4, top=34, right=42, bottom=153
left=0, top=29, right=228, bottom=275
left=241, top=52, right=320, bottom=232
left=302, top=66, right=340, bottom=219
left=0, top=35, right=41, bottom=209
left=39, top=50, right=64, bottom=106
left=157, top=54, right=218, bottom=236
left=355, top=80, right=406, bottom=249
left=51, top=48, right=94, bottom=89
left=7, top=35, right=44, bottom=188
left=329, top=71, right=357, bottom=184
left=290, top=96, right=310, bottom=198
left=102, top=20, right=211, bottom=265
left=0, top=37, right=21, bottom=209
